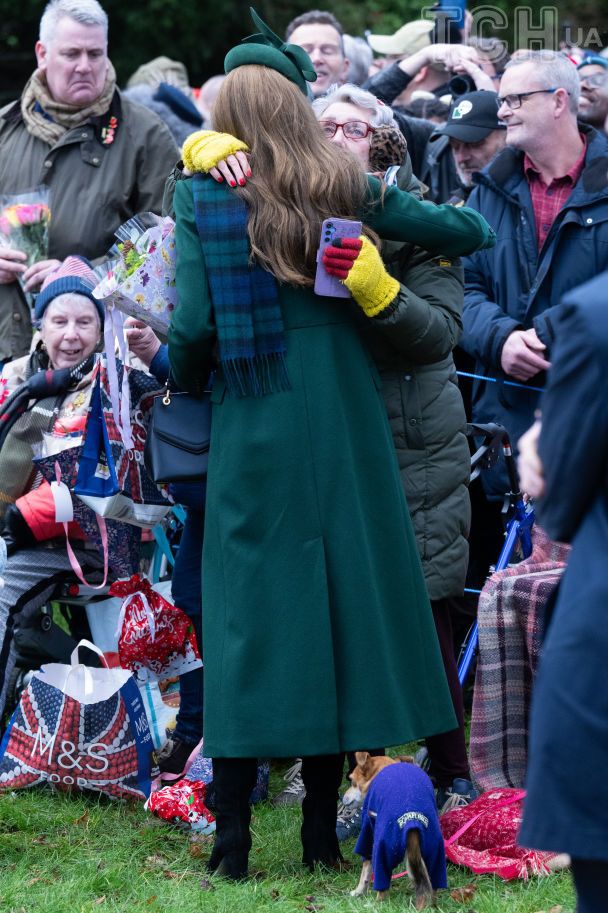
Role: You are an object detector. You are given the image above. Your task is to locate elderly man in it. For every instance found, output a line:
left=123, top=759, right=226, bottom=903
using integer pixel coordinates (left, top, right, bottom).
left=431, top=90, right=507, bottom=202
left=577, top=55, right=608, bottom=133
left=0, top=0, right=178, bottom=366
left=460, top=50, right=608, bottom=499
left=285, top=10, right=349, bottom=97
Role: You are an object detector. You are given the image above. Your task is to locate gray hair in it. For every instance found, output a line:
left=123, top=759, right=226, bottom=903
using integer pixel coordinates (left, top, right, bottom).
left=504, top=50, right=580, bottom=114
left=39, top=293, right=102, bottom=333
left=343, top=35, right=373, bottom=87
left=312, top=83, right=397, bottom=128
left=40, top=0, right=108, bottom=47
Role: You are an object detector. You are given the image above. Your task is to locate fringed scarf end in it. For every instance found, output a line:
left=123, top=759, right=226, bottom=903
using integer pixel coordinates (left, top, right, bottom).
left=223, top=353, right=291, bottom=398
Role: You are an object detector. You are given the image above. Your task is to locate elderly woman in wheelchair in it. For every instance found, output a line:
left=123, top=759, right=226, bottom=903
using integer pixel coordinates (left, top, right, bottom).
left=0, top=256, right=114, bottom=722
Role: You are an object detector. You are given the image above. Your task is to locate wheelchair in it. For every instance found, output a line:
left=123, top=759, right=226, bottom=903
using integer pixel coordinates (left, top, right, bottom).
left=458, top=422, right=535, bottom=685
left=5, top=574, right=112, bottom=721
left=2, top=507, right=186, bottom=727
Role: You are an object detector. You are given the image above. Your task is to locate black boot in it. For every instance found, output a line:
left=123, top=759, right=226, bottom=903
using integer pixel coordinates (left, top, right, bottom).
left=300, top=754, right=345, bottom=871
left=207, top=757, right=257, bottom=880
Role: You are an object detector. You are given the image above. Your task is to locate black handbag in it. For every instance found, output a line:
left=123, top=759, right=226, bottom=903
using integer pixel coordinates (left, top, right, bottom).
left=144, top=386, right=212, bottom=484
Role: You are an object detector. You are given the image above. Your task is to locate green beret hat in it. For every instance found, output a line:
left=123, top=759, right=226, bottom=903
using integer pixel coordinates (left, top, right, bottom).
left=224, top=7, right=317, bottom=96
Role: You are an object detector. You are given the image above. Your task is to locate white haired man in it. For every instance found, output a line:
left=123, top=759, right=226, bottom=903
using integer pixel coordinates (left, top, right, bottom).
left=461, top=50, right=608, bottom=501
left=0, top=0, right=178, bottom=366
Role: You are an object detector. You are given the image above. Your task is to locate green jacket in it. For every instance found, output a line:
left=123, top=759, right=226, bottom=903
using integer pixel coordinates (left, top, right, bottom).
left=363, top=243, right=470, bottom=600
left=0, top=90, right=178, bottom=361
left=163, top=166, right=495, bottom=260
left=169, top=178, right=459, bottom=758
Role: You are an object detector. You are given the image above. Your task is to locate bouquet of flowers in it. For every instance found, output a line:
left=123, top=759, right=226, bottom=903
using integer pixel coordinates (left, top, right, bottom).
left=0, top=188, right=52, bottom=302
left=93, top=212, right=176, bottom=335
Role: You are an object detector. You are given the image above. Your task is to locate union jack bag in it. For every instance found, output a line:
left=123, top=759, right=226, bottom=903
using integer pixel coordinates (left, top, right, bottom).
left=0, top=640, right=157, bottom=800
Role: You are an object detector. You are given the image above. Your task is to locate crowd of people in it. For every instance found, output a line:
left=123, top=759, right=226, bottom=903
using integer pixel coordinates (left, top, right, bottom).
left=0, top=0, right=607, bottom=909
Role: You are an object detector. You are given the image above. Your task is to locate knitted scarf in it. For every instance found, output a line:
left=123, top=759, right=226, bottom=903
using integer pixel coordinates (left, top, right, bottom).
left=0, top=353, right=95, bottom=520
left=191, top=174, right=289, bottom=398
left=21, top=64, right=117, bottom=145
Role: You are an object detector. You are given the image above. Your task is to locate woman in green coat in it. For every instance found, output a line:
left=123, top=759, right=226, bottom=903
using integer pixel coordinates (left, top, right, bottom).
left=168, top=15, right=493, bottom=881
left=312, top=85, right=475, bottom=815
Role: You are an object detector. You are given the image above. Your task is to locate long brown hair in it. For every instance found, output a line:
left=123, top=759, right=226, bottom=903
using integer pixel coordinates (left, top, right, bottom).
left=212, top=65, right=369, bottom=286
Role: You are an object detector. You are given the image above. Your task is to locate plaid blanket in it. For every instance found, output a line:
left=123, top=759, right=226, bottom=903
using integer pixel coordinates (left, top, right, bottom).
left=470, top=527, right=570, bottom=791
left=191, top=174, right=289, bottom=397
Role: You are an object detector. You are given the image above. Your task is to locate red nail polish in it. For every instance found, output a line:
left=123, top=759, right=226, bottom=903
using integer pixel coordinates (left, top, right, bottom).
left=238, top=178, right=246, bottom=186
left=229, top=179, right=237, bottom=187
left=217, top=175, right=224, bottom=182
left=246, top=170, right=252, bottom=178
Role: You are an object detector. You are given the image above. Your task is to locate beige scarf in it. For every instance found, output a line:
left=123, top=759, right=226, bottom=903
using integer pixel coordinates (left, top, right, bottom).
left=20, top=63, right=117, bottom=145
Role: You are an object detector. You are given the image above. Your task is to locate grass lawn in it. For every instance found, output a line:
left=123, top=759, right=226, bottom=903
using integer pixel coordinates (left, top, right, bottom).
left=0, top=761, right=574, bottom=913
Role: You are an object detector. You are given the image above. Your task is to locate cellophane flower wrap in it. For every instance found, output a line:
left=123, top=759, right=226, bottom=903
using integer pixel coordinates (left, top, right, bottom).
left=93, top=212, right=176, bottom=334
left=110, top=574, right=203, bottom=682
left=0, top=188, right=51, bottom=301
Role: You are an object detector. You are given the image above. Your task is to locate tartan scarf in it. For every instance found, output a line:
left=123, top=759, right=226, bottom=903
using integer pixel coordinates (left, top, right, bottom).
left=0, top=353, right=94, bottom=520
left=191, top=174, right=289, bottom=398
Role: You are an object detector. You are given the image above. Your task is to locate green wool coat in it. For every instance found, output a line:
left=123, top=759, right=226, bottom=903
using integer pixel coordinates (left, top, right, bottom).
left=168, top=178, right=491, bottom=758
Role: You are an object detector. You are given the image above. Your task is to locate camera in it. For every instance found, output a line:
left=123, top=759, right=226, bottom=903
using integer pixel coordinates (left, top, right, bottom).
left=448, top=73, right=477, bottom=97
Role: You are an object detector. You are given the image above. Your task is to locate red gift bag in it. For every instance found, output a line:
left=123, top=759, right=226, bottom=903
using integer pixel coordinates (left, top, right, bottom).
left=145, top=779, right=216, bottom=833
left=110, top=575, right=202, bottom=682
left=441, top=788, right=565, bottom=880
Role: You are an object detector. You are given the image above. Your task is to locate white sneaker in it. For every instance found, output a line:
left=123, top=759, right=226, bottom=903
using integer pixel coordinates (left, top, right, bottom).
left=272, top=758, right=306, bottom=806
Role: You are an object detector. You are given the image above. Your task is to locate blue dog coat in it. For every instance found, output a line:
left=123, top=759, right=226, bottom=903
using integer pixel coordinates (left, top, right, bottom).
left=354, top=762, right=447, bottom=892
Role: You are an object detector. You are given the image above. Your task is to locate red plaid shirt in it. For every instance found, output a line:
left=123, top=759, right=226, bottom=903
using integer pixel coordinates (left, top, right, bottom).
left=524, top=136, right=587, bottom=250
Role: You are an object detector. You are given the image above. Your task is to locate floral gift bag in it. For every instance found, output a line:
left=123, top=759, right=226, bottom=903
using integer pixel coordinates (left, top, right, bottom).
left=93, top=212, right=176, bottom=334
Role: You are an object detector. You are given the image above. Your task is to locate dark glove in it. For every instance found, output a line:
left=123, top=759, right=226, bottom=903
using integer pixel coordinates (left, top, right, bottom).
left=2, top=504, right=36, bottom=557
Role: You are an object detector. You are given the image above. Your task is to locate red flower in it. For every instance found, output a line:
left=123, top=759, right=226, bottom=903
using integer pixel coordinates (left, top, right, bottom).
left=101, top=115, right=119, bottom=146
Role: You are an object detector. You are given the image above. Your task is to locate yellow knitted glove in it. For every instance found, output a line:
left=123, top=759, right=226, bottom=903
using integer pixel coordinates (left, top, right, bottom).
left=342, top=237, right=400, bottom=317
left=182, top=130, right=250, bottom=174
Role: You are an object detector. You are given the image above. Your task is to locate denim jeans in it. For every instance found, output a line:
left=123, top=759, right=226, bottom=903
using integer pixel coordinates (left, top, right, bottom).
left=171, top=508, right=204, bottom=744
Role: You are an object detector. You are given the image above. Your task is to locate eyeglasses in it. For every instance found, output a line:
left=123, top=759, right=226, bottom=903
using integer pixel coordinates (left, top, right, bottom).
left=496, top=88, right=562, bottom=109
left=579, top=72, right=608, bottom=88
left=298, top=43, right=342, bottom=58
left=320, top=120, right=375, bottom=141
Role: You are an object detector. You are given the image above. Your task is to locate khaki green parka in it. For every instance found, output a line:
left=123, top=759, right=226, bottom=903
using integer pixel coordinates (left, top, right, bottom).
left=361, top=163, right=470, bottom=601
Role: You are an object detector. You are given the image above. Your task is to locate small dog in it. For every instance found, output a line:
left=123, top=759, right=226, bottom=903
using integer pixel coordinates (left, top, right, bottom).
left=344, top=752, right=447, bottom=909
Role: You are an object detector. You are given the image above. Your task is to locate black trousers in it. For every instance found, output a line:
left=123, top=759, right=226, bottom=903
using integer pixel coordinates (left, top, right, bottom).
left=572, top=858, right=608, bottom=913
left=425, top=598, right=470, bottom=786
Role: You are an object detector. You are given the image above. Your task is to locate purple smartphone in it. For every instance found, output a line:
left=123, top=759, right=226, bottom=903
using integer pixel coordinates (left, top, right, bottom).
left=314, top=218, right=362, bottom=298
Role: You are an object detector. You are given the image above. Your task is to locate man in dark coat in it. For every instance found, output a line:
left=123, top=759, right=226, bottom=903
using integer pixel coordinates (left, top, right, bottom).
left=517, top=271, right=608, bottom=913
left=460, top=50, right=608, bottom=501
